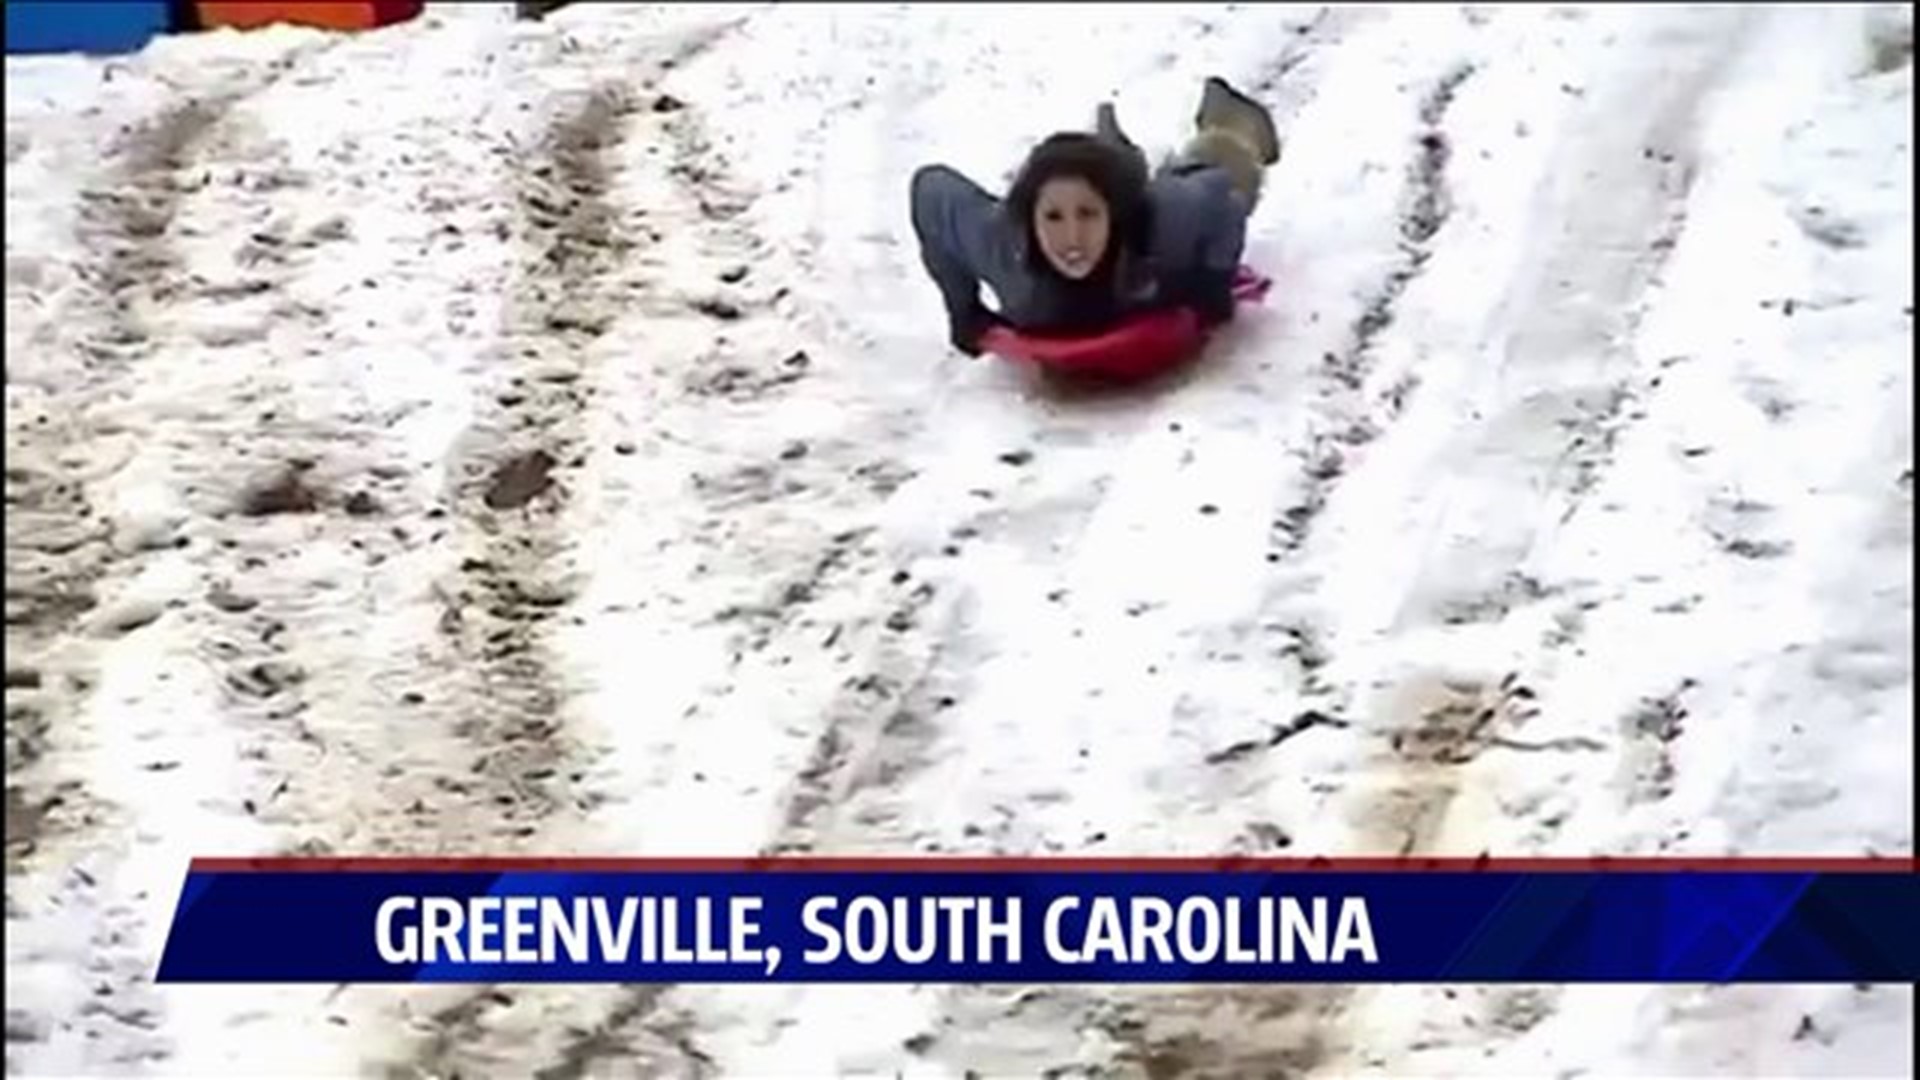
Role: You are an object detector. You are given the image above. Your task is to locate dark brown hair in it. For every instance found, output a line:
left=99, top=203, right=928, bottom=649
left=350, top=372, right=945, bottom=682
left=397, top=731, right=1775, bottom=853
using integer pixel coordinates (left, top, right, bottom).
left=1005, top=132, right=1151, bottom=283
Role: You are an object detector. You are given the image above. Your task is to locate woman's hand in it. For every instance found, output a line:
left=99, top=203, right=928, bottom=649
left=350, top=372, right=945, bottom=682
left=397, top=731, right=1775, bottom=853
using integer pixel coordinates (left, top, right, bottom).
left=950, top=305, right=1006, bottom=357
left=1187, top=268, right=1238, bottom=328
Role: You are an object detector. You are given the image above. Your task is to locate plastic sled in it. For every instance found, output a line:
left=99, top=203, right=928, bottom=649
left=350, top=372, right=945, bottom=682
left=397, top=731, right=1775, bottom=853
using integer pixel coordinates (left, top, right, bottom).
left=980, top=266, right=1272, bottom=381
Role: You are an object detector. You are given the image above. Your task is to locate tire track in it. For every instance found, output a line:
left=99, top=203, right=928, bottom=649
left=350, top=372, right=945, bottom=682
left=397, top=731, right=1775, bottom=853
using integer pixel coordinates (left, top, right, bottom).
left=435, top=83, right=638, bottom=840
left=4, top=99, right=230, bottom=880
left=486, top=16, right=1032, bottom=1071
left=387, top=79, right=645, bottom=1076
left=166, top=103, right=391, bottom=861
left=516, top=80, right=934, bottom=1080
left=5, top=42, right=356, bottom=1075
left=402, top=20, right=781, bottom=1078
left=397, top=85, right=643, bottom=1080
left=4, top=35, right=345, bottom=877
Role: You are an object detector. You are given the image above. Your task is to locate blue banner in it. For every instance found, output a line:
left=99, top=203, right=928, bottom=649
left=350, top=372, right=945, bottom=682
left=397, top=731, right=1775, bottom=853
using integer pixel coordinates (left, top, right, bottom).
left=155, top=860, right=1918, bottom=983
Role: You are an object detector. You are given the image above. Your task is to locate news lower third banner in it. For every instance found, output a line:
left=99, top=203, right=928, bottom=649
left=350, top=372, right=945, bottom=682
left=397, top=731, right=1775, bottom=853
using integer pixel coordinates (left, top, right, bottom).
left=155, top=857, right=1918, bottom=984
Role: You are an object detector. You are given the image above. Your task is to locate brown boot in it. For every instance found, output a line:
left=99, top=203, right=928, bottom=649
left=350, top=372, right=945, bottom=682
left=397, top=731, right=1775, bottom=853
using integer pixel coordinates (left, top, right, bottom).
left=1171, top=77, right=1280, bottom=207
left=1197, top=76, right=1280, bottom=165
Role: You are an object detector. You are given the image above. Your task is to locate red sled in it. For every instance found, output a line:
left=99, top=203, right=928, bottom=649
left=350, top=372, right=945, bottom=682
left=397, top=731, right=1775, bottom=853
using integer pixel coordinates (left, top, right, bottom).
left=980, top=265, right=1272, bottom=381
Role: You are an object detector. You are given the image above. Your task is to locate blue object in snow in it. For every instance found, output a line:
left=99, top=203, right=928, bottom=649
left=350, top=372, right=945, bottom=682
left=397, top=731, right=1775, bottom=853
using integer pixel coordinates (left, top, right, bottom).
left=5, top=1, right=176, bottom=56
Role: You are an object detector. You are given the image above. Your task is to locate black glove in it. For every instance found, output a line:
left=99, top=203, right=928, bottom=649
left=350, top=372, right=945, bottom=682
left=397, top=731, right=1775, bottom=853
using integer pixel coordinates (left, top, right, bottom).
left=1186, top=269, right=1237, bottom=328
left=948, top=303, right=1004, bottom=357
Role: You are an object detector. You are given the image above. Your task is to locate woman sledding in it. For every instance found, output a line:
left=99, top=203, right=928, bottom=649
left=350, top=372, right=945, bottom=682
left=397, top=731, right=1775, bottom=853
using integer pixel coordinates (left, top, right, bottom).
left=908, top=77, right=1281, bottom=360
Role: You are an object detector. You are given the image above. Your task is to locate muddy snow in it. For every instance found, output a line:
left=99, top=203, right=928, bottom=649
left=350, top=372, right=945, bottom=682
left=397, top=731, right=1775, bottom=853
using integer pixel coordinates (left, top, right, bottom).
left=5, top=3, right=1912, bottom=1077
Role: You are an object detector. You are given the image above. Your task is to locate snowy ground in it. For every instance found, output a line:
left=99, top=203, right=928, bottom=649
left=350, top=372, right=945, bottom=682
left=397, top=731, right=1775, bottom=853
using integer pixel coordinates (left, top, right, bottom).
left=4, top=2, right=1913, bottom=1076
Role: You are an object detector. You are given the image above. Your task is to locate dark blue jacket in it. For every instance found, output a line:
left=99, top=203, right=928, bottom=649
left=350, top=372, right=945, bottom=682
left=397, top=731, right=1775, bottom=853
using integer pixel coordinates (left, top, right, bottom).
left=910, top=162, right=1248, bottom=347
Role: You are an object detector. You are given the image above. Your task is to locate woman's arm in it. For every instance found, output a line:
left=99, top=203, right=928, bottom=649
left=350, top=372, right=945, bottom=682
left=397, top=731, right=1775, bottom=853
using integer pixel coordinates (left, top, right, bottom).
left=909, top=165, right=1009, bottom=355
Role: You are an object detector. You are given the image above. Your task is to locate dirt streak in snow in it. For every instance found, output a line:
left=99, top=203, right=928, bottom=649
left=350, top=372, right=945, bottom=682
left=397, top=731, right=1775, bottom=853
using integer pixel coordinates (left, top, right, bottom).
left=1205, top=63, right=1480, bottom=781
left=171, top=99, right=404, bottom=863
left=3, top=28, right=350, bottom=879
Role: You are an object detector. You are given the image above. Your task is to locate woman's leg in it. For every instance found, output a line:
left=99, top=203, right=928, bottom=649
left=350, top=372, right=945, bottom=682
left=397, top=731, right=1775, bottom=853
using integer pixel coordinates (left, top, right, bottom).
left=1163, top=77, right=1280, bottom=208
left=1198, top=77, right=1280, bottom=164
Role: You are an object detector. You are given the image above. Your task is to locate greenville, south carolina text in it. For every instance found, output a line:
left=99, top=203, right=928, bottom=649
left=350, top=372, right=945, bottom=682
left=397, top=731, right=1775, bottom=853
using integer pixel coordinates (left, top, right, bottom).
left=373, top=894, right=1379, bottom=973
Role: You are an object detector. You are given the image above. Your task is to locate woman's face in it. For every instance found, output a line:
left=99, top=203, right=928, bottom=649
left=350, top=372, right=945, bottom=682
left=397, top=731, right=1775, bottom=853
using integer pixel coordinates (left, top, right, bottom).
left=1032, top=176, right=1110, bottom=280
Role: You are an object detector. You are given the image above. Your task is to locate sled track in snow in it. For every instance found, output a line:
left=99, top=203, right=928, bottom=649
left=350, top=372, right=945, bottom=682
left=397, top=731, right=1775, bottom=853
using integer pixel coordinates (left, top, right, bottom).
left=1293, top=29, right=1728, bottom=858
left=1091, top=62, right=1487, bottom=1080
left=1329, top=21, right=1750, bottom=1067
left=760, top=8, right=1381, bottom=870
left=738, top=24, right=1392, bottom=870
left=1270, top=63, right=1475, bottom=561
left=1347, top=15, right=1740, bottom=866
left=766, top=592, right=951, bottom=854
left=1202, top=62, right=1478, bottom=774
left=1186, top=26, right=1732, bottom=1068
left=525, top=79, right=917, bottom=1080
left=794, top=24, right=1421, bottom=1078
left=1546, top=139, right=1698, bottom=530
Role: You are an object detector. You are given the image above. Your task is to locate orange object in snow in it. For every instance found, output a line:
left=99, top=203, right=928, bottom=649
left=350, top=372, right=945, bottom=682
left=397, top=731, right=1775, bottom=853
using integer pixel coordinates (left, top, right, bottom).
left=194, top=1, right=422, bottom=32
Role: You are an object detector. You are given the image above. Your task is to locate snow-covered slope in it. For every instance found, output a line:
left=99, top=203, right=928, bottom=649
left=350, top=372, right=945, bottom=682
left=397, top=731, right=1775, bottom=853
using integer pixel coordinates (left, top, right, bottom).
left=5, top=4, right=1911, bottom=1076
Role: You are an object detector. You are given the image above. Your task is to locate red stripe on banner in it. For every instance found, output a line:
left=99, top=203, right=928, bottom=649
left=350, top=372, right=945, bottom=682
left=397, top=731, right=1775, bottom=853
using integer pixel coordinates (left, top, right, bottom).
left=185, top=856, right=1920, bottom=874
